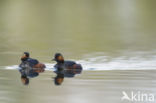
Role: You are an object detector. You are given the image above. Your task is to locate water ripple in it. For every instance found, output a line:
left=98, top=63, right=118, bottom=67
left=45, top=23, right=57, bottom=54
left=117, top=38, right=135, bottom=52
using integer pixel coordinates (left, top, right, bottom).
left=3, top=55, right=156, bottom=70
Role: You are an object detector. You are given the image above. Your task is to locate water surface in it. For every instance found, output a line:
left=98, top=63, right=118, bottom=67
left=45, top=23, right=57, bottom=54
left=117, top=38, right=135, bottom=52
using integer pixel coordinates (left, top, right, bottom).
left=0, top=0, right=156, bottom=103
left=0, top=0, right=156, bottom=67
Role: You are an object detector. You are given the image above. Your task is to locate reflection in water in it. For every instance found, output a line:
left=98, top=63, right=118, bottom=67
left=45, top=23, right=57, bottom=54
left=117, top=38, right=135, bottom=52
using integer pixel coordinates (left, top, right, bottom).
left=53, top=53, right=83, bottom=85
left=54, top=65, right=83, bottom=86
left=19, top=52, right=45, bottom=85
left=21, top=75, right=29, bottom=85
left=0, top=0, right=156, bottom=102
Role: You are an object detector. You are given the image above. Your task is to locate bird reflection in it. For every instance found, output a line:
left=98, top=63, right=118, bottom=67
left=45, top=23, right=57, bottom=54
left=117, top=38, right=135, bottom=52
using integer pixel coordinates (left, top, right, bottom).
left=53, top=53, right=83, bottom=85
left=19, top=52, right=46, bottom=85
left=54, top=66, right=83, bottom=85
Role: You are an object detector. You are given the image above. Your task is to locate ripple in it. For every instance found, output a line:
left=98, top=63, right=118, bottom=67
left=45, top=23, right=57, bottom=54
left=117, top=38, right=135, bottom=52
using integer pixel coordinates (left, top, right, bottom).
left=3, top=55, right=156, bottom=71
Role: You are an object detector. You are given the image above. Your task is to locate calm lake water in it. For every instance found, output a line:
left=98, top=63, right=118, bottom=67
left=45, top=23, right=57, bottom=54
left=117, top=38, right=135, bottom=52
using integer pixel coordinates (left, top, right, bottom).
left=0, top=0, right=156, bottom=103
left=0, top=0, right=156, bottom=68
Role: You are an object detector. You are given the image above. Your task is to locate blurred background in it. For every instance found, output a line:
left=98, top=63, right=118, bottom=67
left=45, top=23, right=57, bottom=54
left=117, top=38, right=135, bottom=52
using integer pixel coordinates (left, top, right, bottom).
left=0, top=0, right=156, bottom=67
left=1, top=1, right=156, bottom=103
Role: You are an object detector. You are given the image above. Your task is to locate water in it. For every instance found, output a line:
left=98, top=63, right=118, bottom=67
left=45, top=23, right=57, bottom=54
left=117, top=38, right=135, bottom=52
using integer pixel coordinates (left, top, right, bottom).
left=0, top=0, right=156, bottom=103
left=0, top=0, right=156, bottom=68
left=1, top=69, right=156, bottom=103
left=4, top=51, right=156, bottom=70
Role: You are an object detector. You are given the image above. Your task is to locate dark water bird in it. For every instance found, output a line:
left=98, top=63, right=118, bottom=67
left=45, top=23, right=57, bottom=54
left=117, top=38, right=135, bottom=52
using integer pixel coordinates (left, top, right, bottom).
left=53, top=53, right=83, bottom=85
left=19, top=52, right=46, bottom=85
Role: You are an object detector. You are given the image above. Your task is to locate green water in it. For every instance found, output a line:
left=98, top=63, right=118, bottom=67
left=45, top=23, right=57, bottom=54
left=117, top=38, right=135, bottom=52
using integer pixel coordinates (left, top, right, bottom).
left=0, top=0, right=156, bottom=66
left=0, top=0, right=156, bottom=103
left=1, top=70, right=156, bottom=103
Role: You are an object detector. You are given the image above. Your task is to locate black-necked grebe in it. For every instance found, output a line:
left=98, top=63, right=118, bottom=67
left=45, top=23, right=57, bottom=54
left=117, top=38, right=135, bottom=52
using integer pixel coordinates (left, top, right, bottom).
left=19, top=52, right=46, bottom=85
